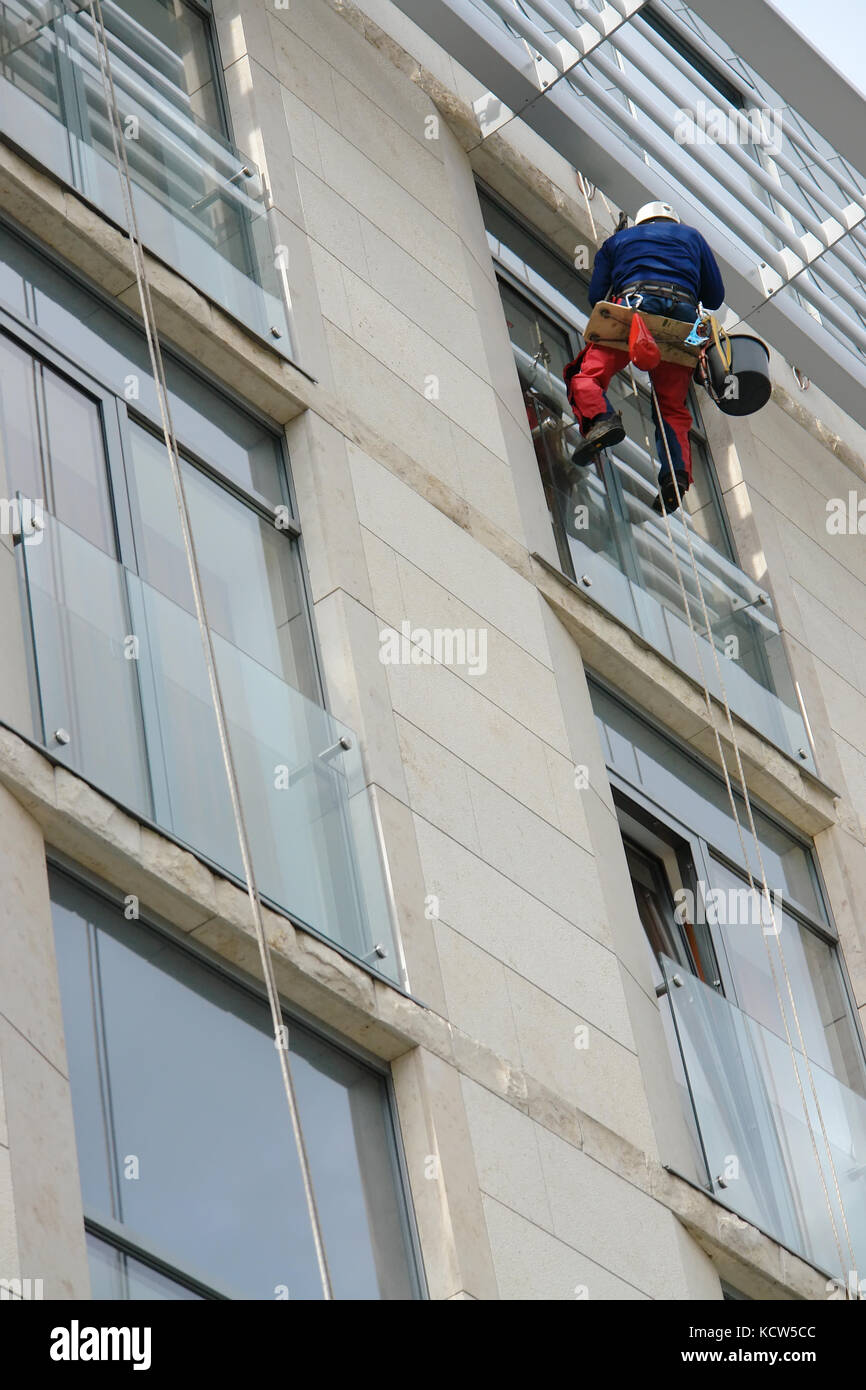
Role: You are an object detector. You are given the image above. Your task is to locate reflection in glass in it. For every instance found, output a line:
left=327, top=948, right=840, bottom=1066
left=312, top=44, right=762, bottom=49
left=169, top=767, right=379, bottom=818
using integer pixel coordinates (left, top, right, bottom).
left=24, top=515, right=398, bottom=978
left=0, top=332, right=115, bottom=554
left=0, top=0, right=293, bottom=349
left=86, top=1233, right=205, bottom=1300
left=127, top=422, right=317, bottom=698
left=662, top=954, right=866, bottom=1275
left=709, top=857, right=866, bottom=1097
left=594, top=681, right=822, bottom=918
left=54, top=870, right=418, bottom=1300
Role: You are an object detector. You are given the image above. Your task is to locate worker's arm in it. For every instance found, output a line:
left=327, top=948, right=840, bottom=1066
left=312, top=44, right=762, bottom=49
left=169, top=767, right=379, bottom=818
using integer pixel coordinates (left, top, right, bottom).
left=588, top=238, right=614, bottom=308
left=698, top=234, right=725, bottom=310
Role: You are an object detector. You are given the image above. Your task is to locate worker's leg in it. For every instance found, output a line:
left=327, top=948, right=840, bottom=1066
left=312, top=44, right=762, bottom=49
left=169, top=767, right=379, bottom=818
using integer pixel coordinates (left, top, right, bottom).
left=567, top=343, right=630, bottom=431
left=648, top=359, right=696, bottom=486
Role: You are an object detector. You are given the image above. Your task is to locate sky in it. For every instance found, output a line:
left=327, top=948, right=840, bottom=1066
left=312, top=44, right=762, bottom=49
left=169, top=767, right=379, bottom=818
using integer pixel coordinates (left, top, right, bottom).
left=772, top=0, right=866, bottom=96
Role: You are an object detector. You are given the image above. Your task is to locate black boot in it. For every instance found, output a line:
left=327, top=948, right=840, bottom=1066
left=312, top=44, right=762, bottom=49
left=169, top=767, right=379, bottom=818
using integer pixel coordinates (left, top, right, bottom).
left=571, top=411, right=626, bottom=467
left=653, top=469, right=689, bottom=514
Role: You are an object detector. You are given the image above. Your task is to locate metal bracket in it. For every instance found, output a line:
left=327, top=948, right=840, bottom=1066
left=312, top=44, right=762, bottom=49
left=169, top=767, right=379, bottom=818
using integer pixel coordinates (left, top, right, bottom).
left=655, top=973, right=683, bottom=997
left=287, top=734, right=353, bottom=788
left=361, top=942, right=388, bottom=963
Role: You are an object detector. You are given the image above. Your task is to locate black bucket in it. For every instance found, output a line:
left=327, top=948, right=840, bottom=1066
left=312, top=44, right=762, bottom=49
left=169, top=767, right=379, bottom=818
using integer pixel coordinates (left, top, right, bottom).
left=704, top=332, right=771, bottom=416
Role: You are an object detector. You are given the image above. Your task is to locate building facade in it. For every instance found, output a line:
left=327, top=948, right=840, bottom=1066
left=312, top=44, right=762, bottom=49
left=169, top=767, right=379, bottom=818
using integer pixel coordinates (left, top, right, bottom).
left=0, top=0, right=865, bottom=1300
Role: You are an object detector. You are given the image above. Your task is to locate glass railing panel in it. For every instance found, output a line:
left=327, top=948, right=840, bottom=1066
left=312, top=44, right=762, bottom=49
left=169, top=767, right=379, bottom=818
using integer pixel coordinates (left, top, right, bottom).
left=0, top=0, right=88, bottom=59
left=20, top=516, right=155, bottom=818
left=0, top=1, right=293, bottom=354
left=19, top=514, right=400, bottom=982
left=524, top=370, right=816, bottom=769
left=661, top=954, right=866, bottom=1275
left=524, top=379, right=641, bottom=633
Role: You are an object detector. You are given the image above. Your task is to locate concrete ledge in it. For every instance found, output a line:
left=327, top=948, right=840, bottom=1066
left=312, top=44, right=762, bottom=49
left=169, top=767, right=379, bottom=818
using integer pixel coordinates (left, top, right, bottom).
left=655, top=1167, right=829, bottom=1301
left=0, top=722, right=832, bottom=1299
left=532, top=554, right=840, bottom=839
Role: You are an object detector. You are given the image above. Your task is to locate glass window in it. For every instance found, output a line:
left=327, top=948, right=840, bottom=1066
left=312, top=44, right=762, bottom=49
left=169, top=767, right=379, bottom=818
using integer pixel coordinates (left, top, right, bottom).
left=86, top=1232, right=206, bottom=1300
left=113, top=0, right=226, bottom=134
left=481, top=190, right=816, bottom=770
left=607, top=680, right=866, bottom=1269
left=623, top=836, right=720, bottom=989
left=0, top=224, right=404, bottom=979
left=52, top=868, right=419, bottom=1301
left=10, top=0, right=228, bottom=147
left=0, top=331, right=115, bottom=554
left=593, top=680, right=821, bottom=917
left=709, top=857, right=866, bottom=1095
left=0, top=224, right=285, bottom=506
left=0, top=333, right=43, bottom=507
left=595, top=679, right=866, bottom=1099
left=127, top=422, right=317, bottom=696
left=0, top=0, right=293, bottom=350
left=479, top=186, right=734, bottom=559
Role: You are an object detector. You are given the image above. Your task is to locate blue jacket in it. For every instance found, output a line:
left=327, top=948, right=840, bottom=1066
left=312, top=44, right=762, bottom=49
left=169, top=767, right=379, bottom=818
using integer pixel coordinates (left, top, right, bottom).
left=588, top=222, right=725, bottom=310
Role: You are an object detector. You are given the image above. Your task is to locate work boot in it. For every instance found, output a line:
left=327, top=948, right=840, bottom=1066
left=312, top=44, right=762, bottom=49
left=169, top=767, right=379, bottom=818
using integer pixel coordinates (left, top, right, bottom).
left=653, top=469, right=689, bottom=515
left=571, top=411, right=626, bottom=466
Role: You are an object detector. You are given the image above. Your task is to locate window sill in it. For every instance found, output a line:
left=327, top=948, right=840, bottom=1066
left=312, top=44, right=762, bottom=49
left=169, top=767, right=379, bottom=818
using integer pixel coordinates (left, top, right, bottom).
left=531, top=550, right=840, bottom=840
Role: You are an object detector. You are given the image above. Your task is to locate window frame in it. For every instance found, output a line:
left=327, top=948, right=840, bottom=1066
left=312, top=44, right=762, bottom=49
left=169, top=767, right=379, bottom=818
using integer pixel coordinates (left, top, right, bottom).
left=85, top=1215, right=229, bottom=1300
left=479, top=181, right=739, bottom=567
left=0, top=219, right=406, bottom=994
left=54, top=0, right=236, bottom=152
left=592, top=673, right=866, bottom=1082
left=48, top=852, right=428, bottom=1301
left=0, top=220, right=324, bottom=714
left=173, top=0, right=236, bottom=145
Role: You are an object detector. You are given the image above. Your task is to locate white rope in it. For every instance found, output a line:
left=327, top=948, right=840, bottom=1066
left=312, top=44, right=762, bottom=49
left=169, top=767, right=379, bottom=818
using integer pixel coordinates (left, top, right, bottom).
left=646, top=378, right=856, bottom=1276
left=86, top=0, right=334, bottom=1299
left=576, top=171, right=598, bottom=243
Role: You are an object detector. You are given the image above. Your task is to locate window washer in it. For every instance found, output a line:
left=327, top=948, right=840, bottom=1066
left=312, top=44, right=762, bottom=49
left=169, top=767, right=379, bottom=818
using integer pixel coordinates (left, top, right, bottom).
left=564, top=201, right=725, bottom=513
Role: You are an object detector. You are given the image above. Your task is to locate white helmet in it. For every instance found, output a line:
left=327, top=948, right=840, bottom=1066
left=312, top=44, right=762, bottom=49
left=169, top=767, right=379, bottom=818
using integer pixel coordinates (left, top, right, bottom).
left=634, top=201, right=681, bottom=225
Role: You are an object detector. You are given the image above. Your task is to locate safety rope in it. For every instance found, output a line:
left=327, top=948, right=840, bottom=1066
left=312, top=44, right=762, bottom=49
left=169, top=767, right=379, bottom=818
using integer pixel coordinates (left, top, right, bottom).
left=645, top=377, right=856, bottom=1277
left=87, top=0, right=334, bottom=1299
left=707, top=314, right=732, bottom=373
left=576, top=171, right=598, bottom=244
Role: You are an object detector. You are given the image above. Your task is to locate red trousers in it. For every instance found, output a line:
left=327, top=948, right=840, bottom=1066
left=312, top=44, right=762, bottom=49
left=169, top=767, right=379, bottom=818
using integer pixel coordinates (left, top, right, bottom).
left=567, top=343, right=695, bottom=483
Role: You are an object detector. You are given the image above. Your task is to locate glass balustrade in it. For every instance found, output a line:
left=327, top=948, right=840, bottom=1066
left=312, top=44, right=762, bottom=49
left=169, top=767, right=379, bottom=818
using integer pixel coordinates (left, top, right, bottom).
left=661, top=954, right=866, bottom=1276
left=18, top=514, right=400, bottom=982
left=526, top=370, right=815, bottom=771
left=0, top=0, right=293, bottom=354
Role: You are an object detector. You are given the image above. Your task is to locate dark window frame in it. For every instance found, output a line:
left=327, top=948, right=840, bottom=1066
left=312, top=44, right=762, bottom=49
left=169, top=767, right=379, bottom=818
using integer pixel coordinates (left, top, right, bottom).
left=0, top=221, right=324, bottom=713
left=591, top=674, right=866, bottom=1084
left=642, top=6, right=749, bottom=110
left=48, top=852, right=428, bottom=1301
left=478, top=181, right=739, bottom=567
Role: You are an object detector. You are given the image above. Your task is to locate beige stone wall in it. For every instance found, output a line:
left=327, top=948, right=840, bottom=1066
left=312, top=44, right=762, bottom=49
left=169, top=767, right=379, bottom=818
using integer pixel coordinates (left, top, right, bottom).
left=220, top=0, right=866, bottom=1298
left=210, top=0, right=728, bottom=1298
left=0, top=0, right=863, bottom=1302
